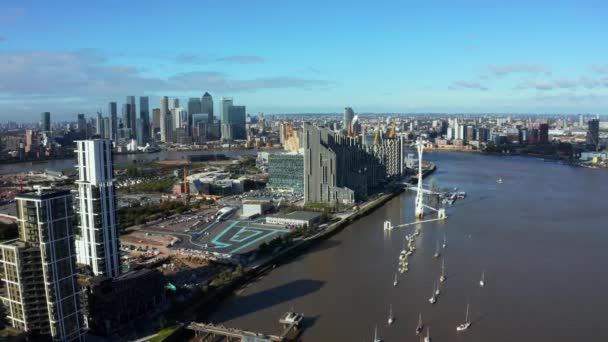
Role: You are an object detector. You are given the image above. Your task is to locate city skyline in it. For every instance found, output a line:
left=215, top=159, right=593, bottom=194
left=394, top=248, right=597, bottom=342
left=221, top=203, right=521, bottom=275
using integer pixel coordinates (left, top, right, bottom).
left=1, top=0, right=608, bottom=121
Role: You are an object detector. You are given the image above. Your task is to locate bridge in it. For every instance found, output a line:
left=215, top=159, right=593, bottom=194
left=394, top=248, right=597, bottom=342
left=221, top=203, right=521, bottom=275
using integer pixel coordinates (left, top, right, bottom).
left=188, top=311, right=304, bottom=342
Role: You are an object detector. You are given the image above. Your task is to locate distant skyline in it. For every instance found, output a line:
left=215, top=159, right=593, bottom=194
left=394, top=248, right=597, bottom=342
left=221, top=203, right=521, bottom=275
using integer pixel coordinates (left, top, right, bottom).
left=1, top=0, right=608, bottom=122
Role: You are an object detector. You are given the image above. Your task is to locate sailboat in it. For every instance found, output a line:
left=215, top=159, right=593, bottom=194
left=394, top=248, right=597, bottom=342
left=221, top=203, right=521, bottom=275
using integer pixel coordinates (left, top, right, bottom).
left=439, top=259, right=446, bottom=283
left=424, top=326, right=432, bottom=342
left=393, top=273, right=398, bottom=287
left=456, top=304, right=471, bottom=332
left=442, top=233, right=447, bottom=249
left=416, top=313, right=423, bottom=335
left=433, top=240, right=440, bottom=258
left=479, top=270, right=486, bottom=287
left=387, top=305, right=394, bottom=325
left=374, top=325, right=382, bottom=342
left=428, top=282, right=437, bottom=304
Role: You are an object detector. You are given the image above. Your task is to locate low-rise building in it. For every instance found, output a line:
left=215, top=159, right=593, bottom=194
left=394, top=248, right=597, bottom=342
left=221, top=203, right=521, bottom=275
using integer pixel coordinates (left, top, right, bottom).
left=242, top=199, right=273, bottom=218
left=265, top=211, right=321, bottom=228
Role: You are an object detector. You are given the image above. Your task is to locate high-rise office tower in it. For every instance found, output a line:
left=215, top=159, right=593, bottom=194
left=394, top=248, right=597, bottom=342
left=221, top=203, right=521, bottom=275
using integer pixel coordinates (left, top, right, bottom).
left=0, top=189, right=85, bottom=341
left=152, top=108, right=161, bottom=137
left=136, top=118, right=145, bottom=146
left=538, top=123, right=549, bottom=144
left=77, top=113, right=87, bottom=134
left=202, top=92, right=214, bottom=123
left=103, top=117, right=111, bottom=139
left=122, top=103, right=133, bottom=138
left=74, top=140, right=121, bottom=278
left=108, top=102, right=118, bottom=141
left=96, top=112, right=104, bottom=137
left=188, top=98, right=202, bottom=136
left=224, top=105, right=246, bottom=140
left=127, top=96, right=137, bottom=134
left=40, top=111, right=51, bottom=132
left=587, top=119, right=600, bottom=150
left=139, top=96, right=150, bottom=142
left=169, top=98, right=179, bottom=110
left=220, top=97, right=233, bottom=124
left=160, top=96, right=169, bottom=142
left=192, top=113, right=210, bottom=143
left=344, top=107, right=355, bottom=136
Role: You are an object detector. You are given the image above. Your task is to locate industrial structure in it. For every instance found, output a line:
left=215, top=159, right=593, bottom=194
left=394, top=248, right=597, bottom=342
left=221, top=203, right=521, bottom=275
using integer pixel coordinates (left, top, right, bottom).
left=74, top=139, right=121, bottom=278
left=0, top=189, right=85, bottom=341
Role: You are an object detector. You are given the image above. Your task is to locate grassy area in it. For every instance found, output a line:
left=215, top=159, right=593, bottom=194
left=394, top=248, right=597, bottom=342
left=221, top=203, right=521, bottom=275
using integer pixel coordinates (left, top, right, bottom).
left=144, top=325, right=179, bottom=342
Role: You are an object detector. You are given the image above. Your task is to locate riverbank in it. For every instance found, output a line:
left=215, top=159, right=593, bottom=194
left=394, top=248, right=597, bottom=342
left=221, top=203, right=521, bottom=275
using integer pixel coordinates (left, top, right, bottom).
left=161, top=164, right=436, bottom=340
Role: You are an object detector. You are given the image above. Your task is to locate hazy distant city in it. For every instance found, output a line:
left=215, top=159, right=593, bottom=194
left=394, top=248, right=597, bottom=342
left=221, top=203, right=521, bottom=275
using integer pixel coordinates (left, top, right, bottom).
left=1, top=1, right=608, bottom=342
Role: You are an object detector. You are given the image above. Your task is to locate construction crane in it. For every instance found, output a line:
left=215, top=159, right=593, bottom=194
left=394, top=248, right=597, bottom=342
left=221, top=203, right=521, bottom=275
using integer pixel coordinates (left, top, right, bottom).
left=388, top=121, right=396, bottom=139
left=183, top=165, right=190, bottom=202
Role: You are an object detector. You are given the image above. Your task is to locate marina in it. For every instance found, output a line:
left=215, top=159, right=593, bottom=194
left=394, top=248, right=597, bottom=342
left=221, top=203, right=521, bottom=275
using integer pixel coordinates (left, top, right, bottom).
left=207, top=152, right=608, bottom=341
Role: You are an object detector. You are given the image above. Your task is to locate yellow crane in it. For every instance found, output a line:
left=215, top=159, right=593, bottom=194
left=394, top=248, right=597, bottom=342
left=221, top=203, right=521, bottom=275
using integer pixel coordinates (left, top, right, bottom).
left=388, top=121, right=396, bottom=139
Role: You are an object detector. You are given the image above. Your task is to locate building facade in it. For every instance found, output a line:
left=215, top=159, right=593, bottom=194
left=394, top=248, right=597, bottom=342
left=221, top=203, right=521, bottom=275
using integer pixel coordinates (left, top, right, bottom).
left=267, top=153, right=304, bottom=193
left=74, top=140, right=121, bottom=278
left=0, top=189, right=85, bottom=341
left=201, top=92, right=214, bottom=123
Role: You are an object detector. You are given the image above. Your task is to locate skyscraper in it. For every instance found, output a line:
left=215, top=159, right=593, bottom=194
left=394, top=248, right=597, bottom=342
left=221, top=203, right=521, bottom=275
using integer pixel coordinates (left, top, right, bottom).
left=103, top=117, right=111, bottom=139
left=152, top=108, right=161, bottom=137
left=587, top=119, right=600, bottom=150
left=344, top=107, right=355, bottom=136
left=160, top=96, right=169, bottom=142
left=538, top=123, right=549, bottom=144
left=227, top=105, right=247, bottom=140
left=220, top=97, right=233, bottom=124
left=77, top=113, right=87, bottom=135
left=0, top=189, right=85, bottom=341
left=188, top=97, right=202, bottom=136
left=139, top=96, right=150, bottom=143
left=40, top=111, right=51, bottom=132
left=127, top=96, right=137, bottom=134
left=202, top=92, right=214, bottom=123
left=109, top=102, right=118, bottom=141
left=170, top=98, right=180, bottom=110
left=74, top=140, right=121, bottom=278
left=96, top=112, right=104, bottom=137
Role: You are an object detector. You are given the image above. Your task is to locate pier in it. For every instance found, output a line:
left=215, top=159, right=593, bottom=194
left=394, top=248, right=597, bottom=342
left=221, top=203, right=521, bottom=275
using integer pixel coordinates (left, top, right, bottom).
left=188, top=311, right=304, bottom=342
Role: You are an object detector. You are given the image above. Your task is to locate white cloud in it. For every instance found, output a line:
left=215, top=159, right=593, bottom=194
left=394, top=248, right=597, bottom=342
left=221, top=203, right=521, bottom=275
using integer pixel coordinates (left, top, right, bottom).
left=487, top=64, right=548, bottom=77
left=449, top=80, right=488, bottom=91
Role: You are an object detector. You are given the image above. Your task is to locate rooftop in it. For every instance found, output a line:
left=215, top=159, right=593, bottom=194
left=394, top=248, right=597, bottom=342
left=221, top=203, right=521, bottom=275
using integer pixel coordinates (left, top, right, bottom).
left=15, top=189, right=71, bottom=201
left=271, top=211, right=321, bottom=221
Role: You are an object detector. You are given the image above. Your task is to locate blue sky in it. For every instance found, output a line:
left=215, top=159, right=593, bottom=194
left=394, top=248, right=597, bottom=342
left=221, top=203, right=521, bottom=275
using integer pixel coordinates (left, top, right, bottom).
left=1, top=0, right=608, bottom=121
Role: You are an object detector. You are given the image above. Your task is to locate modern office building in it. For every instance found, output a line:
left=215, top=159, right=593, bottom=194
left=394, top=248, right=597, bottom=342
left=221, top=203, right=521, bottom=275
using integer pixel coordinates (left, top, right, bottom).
left=108, top=102, right=118, bottom=140
left=220, top=97, right=233, bottom=124
left=344, top=107, right=355, bottom=136
left=74, top=140, right=120, bottom=278
left=538, top=123, right=549, bottom=144
left=139, top=96, right=150, bottom=142
left=121, top=103, right=132, bottom=135
left=587, top=119, right=600, bottom=150
left=188, top=97, right=202, bottom=136
left=102, top=117, right=111, bottom=140
left=267, top=153, right=304, bottom=193
left=202, top=92, right=214, bottom=123
left=170, top=98, right=179, bottom=110
left=126, top=96, right=137, bottom=134
left=192, top=113, right=210, bottom=144
left=303, top=123, right=390, bottom=205
left=0, top=189, right=85, bottom=341
left=40, top=111, right=51, bottom=132
left=96, top=112, right=104, bottom=137
left=159, top=96, right=169, bottom=142
left=77, top=114, right=87, bottom=134
left=225, top=105, right=247, bottom=140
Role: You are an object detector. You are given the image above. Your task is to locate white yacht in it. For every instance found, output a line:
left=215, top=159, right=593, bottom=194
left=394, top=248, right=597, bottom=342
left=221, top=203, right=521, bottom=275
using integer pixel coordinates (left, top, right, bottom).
left=424, top=326, right=432, bottom=342
left=416, top=313, right=423, bottom=335
left=374, top=325, right=382, bottom=342
left=435, top=282, right=441, bottom=296
left=439, top=259, right=446, bottom=283
left=393, top=274, right=398, bottom=287
left=497, top=177, right=503, bottom=184
left=387, top=305, right=394, bottom=325
left=479, top=270, right=485, bottom=287
left=456, top=304, right=471, bottom=332
left=442, top=234, right=447, bottom=249
left=433, top=240, right=440, bottom=258
left=428, top=282, right=437, bottom=304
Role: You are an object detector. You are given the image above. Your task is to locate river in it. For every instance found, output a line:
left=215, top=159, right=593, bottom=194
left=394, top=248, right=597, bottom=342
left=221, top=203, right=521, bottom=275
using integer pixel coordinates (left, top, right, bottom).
left=207, top=152, right=608, bottom=341
left=0, top=149, right=259, bottom=175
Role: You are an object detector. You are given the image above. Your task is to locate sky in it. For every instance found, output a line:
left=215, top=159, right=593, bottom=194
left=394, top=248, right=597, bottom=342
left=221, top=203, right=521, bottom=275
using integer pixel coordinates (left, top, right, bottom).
left=1, top=0, right=608, bottom=122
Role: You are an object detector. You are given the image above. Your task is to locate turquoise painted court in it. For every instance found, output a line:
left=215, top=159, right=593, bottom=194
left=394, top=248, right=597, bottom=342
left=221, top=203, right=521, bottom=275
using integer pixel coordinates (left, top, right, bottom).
left=192, top=219, right=290, bottom=255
